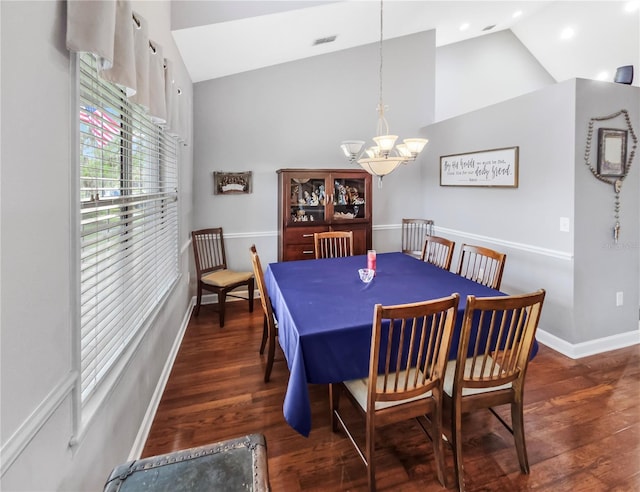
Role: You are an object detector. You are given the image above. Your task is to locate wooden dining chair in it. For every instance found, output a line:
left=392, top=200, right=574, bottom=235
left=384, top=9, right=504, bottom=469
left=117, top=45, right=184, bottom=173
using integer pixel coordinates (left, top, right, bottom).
left=402, top=218, right=434, bottom=258
left=443, top=289, right=546, bottom=492
left=456, top=244, right=506, bottom=290
left=249, top=245, right=279, bottom=382
left=314, top=231, right=354, bottom=259
left=330, top=294, right=460, bottom=491
left=420, top=235, right=455, bottom=270
left=191, top=228, right=254, bottom=327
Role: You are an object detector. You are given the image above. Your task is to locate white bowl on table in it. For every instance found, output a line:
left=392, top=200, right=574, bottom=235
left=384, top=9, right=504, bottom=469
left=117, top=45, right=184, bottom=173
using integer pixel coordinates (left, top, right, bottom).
left=358, top=268, right=375, bottom=284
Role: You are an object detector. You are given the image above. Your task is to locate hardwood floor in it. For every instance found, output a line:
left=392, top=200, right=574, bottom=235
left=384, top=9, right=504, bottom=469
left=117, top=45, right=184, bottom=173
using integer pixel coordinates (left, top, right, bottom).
left=143, top=300, right=640, bottom=491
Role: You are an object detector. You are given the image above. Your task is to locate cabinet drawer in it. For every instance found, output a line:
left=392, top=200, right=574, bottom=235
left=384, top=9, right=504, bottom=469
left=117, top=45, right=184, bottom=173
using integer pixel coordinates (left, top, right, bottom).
left=284, top=226, right=327, bottom=245
left=284, top=244, right=317, bottom=261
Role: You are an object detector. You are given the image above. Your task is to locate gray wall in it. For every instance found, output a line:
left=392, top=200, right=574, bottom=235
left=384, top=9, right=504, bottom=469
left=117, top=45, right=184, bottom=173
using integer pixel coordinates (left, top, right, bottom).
left=423, top=81, right=576, bottom=252
left=421, top=78, right=640, bottom=349
left=421, top=80, right=577, bottom=343
left=435, top=29, right=556, bottom=121
left=573, top=80, right=640, bottom=344
left=193, top=31, right=436, bottom=270
left=190, top=17, right=639, bottom=353
left=0, top=1, right=194, bottom=490
left=191, top=27, right=561, bottom=270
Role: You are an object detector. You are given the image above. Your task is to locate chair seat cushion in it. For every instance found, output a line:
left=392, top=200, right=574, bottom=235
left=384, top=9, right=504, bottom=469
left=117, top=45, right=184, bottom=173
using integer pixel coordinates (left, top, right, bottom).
left=202, top=269, right=253, bottom=287
left=443, top=357, right=512, bottom=397
left=344, top=368, right=433, bottom=412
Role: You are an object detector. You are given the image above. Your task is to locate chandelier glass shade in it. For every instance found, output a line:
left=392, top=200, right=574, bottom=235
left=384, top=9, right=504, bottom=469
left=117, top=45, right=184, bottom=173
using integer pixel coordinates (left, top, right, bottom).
left=340, top=0, right=428, bottom=185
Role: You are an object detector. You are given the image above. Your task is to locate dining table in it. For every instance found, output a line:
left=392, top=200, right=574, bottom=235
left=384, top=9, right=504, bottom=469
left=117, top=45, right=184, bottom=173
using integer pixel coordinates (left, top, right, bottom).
left=264, top=251, right=537, bottom=437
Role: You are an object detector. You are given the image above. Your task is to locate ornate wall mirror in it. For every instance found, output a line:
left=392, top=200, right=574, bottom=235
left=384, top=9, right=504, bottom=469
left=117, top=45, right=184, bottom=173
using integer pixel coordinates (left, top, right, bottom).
left=597, top=128, right=627, bottom=177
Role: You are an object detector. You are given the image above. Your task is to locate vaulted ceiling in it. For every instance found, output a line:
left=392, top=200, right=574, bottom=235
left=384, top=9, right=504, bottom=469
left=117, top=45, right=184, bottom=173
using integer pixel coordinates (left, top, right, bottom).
left=171, top=1, right=639, bottom=86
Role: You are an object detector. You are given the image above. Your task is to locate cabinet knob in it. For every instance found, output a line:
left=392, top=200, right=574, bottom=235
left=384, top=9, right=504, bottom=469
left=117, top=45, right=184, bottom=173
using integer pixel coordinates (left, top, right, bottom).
left=303, top=250, right=314, bottom=255
left=302, top=234, right=313, bottom=238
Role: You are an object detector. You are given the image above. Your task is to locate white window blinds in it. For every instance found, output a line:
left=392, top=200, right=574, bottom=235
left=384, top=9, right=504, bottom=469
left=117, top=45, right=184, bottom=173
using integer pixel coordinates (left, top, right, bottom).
left=78, top=53, right=179, bottom=404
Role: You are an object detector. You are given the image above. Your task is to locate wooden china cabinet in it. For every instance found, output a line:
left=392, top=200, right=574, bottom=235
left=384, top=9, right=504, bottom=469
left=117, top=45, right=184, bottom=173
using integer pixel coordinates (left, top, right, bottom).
left=277, top=169, right=373, bottom=261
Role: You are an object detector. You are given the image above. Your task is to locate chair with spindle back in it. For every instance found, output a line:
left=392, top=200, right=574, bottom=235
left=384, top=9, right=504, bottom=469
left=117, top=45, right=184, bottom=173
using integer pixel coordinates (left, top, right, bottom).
left=249, top=245, right=279, bottom=382
left=314, top=231, right=354, bottom=259
left=402, top=218, right=434, bottom=258
left=420, top=235, right=455, bottom=270
left=443, top=289, right=545, bottom=491
left=456, top=244, right=506, bottom=290
left=191, top=228, right=254, bottom=327
left=330, top=294, right=460, bottom=491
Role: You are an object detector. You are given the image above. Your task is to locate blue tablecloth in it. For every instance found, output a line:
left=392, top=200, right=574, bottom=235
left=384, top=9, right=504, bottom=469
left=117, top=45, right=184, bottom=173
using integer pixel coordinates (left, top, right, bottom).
left=264, top=252, right=536, bottom=437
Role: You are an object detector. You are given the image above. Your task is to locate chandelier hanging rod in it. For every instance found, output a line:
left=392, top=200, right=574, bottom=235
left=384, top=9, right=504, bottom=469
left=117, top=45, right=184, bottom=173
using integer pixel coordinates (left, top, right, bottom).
left=339, top=0, right=428, bottom=186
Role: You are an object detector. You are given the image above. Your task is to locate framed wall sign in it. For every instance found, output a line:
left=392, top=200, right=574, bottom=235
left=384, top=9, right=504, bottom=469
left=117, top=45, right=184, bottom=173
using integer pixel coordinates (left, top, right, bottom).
left=440, top=146, right=519, bottom=187
left=597, top=128, right=627, bottom=177
left=213, top=171, right=252, bottom=195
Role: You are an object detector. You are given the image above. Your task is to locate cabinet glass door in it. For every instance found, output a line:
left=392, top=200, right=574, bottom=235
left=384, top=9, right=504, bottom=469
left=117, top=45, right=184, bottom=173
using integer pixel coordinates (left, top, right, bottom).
left=331, top=175, right=368, bottom=221
left=287, top=175, right=328, bottom=224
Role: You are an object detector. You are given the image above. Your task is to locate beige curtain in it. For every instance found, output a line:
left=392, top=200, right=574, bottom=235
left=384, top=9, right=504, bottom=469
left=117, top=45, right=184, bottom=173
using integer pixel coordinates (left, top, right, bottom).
left=128, top=12, right=149, bottom=109
left=66, top=0, right=186, bottom=141
left=66, top=0, right=116, bottom=70
left=164, top=59, right=180, bottom=138
left=100, top=0, right=136, bottom=96
left=148, top=41, right=167, bottom=124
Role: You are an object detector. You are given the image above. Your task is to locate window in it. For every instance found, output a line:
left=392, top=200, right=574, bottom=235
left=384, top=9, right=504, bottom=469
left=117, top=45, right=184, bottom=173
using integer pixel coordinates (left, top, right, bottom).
left=78, top=53, right=179, bottom=405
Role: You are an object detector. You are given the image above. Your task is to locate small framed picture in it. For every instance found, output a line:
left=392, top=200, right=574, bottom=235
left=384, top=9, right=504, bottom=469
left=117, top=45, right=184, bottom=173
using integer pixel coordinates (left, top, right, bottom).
left=213, top=171, right=252, bottom=195
left=597, top=128, right=627, bottom=177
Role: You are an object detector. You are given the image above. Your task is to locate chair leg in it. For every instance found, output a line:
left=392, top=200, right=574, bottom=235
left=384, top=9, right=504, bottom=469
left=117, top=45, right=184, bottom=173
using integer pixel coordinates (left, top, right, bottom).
left=511, top=400, right=530, bottom=474
left=452, top=400, right=465, bottom=492
left=248, top=278, right=254, bottom=313
left=329, top=384, right=340, bottom=432
left=365, top=414, right=376, bottom=492
left=264, top=321, right=276, bottom=383
left=430, top=400, right=447, bottom=488
left=194, top=284, right=203, bottom=316
left=218, top=291, right=226, bottom=327
left=259, top=314, right=268, bottom=355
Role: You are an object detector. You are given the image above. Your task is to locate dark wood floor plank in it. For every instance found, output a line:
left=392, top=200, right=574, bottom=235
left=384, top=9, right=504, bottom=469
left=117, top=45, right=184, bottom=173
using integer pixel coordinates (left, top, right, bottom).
left=142, top=300, right=640, bottom=491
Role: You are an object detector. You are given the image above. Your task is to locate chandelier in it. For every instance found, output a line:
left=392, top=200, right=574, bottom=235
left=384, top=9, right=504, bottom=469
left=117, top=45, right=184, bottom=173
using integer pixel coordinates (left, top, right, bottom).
left=340, top=0, right=428, bottom=186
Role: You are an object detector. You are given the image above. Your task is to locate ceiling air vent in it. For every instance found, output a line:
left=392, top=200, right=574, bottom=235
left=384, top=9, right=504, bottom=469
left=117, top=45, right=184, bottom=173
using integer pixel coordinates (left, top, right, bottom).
left=313, top=35, right=337, bottom=46
left=482, top=24, right=496, bottom=31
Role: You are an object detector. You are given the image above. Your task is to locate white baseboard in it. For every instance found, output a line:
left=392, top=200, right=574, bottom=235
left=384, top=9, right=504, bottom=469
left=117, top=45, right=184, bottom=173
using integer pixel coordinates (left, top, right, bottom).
left=128, top=297, right=195, bottom=460
left=536, top=328, right=640, bottom=359
left=129, top=290, right=261, bottom=458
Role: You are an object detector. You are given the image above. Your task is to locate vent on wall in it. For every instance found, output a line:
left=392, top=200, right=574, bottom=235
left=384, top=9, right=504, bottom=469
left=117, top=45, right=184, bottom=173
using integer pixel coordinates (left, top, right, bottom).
left=313, top=35, right=337, bottom=46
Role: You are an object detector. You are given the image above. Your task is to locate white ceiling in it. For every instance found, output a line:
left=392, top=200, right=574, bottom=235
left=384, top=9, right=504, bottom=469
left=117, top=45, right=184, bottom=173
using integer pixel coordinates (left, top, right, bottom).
left=171, top=1, right=639, bottom=85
